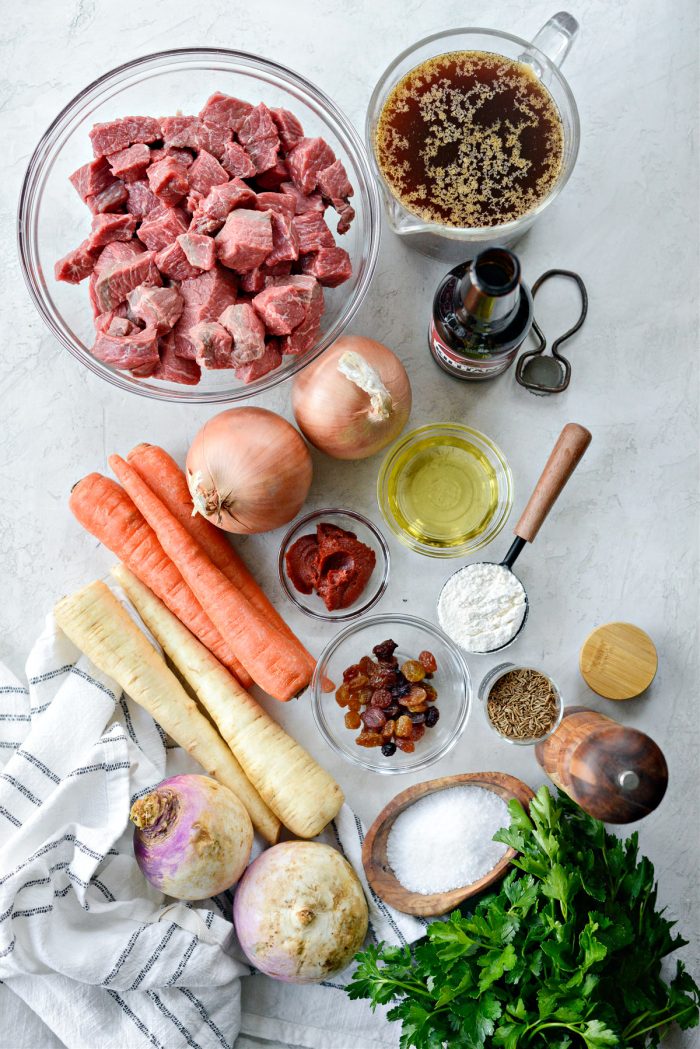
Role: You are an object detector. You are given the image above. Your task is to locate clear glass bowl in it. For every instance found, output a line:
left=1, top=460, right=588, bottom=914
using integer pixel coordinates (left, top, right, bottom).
left=18, top=48, right=380, bottom=403
left=478, top=662, right=563, bottom=745
left=376, top=423, right=513, bottom=558
left=311, top=613, right=471, bottom=774
left=366, top=21, right=580, bottom=260
left=278, top=508, right=390, bottom=621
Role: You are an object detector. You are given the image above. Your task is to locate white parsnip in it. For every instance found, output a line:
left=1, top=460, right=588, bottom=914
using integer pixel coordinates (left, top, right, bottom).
left=54, top=580, right=281, bottom=844
left=112, top=564, right=344, bottom=839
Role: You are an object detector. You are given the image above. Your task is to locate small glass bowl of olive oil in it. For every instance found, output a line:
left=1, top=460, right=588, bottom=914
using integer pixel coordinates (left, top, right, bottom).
left=377, top=423, right=512, bottom=557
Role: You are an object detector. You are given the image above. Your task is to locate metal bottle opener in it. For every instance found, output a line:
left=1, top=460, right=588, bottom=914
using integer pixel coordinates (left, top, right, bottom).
left=516, top=269, right=588, bottom=394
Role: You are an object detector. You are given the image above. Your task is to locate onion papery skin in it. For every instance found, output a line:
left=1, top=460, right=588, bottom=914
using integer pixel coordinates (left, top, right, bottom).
left=291, top=336, right=412, bottom=460
left=233, top=841, right=368, bottom=983
left=186, top=407, right=313, bottom=534
left=131, top=774, right=253, bottom=900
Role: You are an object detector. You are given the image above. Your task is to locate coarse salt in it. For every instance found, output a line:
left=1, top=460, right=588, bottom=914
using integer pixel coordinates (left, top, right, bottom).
left=438, top=562, right=527, bottom=653
left=387, top=785, right=510, bottom=895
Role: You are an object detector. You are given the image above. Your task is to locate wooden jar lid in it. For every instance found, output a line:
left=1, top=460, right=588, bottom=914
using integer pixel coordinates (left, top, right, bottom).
left=580, top=622, right=658, bottom=700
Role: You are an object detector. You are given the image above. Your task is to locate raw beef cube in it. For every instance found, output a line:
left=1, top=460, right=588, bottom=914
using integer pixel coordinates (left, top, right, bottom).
left=150, top=333, right=201, bottom=385
left=149, top=146, right=194, bottom=167
left=190, top=178, right=256, bottom=234
left=265, top=260, right=293, bottom=277
left=273, top=275, right=325, bottom=355
left=239, top=266, right=265, bottom=293
left=287, top=137, right=336, bottom=194
left=107, top=143, right=151, bottom=182
left=237, top=103, right=280, bottom=173
left=127, top=284, right=183, bottom=333
left=54, top=241, right=98, bottom=283
left=219, top=303, right=266, bottom=363
left=301, top=245, right=352, bottom=287
left=270, top=107, right=304, bottom=152
left=69, top=157, right=115, bottom=201
left=199, top=92, right=253, bottom=131
left=137, top=206, right=189, bottom=251
left=190, top=321, right=234, bottom=369
left=147, top=157, right=189, bottom=205
left=292, top=211, right=335, bottom=253
left=94, top=250, right=161, bottom=311
left=255, top=192, right=296, bottom=219
left=174, top=268, right=238, bottom=358
left=280, top=182, right=326, bottom=215
left=255, top=159, right=289, bottom=190
left=87, top=213, right=138, bottom=251
left=265, top=211, right=299, bottom=266
left=252, top=284, right=309, bottom=335
left=155, top=240, right=202, bottom=281
left=126, top=180, right=160, bottom=219
left=187, top=149, right=229, bottom=195
left=94, top=305, right=130, bottom=333
left=220, top=141, right=256, bottom=179
left=94, top=239, right=145, bottom=273
left=86, top=181, right=128, bottom=214
left=234, top=339, right=282, bottom=383
left=177, top=232, right=216, bottom=271
left=90, top=116, right=161, bottom=157
left=160, top=116, right=229, bottom=160
left=92, top=324, right=160, bottom=370
left=216, top=209, right=273, bottom=272
left=316, top=159, right=353, bottom=201
left=335, top=201, right=355, bottom=235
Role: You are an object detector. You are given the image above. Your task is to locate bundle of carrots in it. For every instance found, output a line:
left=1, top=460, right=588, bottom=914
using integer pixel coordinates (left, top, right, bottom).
left=69, top=443, right=315, bottom=702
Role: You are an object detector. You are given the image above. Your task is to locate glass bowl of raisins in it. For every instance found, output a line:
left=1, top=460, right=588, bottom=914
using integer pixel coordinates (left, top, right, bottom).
left=311, top=613, right=471, bottom=773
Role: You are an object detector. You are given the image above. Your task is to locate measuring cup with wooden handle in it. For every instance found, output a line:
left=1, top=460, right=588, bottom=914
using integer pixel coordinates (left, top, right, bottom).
left=438, top=423, right=592, bottom=652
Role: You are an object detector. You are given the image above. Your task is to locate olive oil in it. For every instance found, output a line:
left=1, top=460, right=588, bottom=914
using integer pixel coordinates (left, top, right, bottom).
left=385, top=433, right=500, bottom=550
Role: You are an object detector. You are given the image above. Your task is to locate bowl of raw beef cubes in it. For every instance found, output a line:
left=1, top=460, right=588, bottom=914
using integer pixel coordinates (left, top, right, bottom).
left=18, top=48, right=381, bottom=401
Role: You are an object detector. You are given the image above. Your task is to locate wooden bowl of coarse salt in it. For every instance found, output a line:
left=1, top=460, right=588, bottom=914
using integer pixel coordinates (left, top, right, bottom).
left=361, top=772, right=534, bottom=917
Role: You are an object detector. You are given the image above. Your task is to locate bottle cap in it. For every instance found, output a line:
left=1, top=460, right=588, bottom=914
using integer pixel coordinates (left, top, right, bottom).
left=579, top=622, right=657, bottom=700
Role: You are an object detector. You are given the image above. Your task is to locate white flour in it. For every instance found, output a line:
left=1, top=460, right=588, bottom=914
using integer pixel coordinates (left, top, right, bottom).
left=438, top=562, right=527, bottom=652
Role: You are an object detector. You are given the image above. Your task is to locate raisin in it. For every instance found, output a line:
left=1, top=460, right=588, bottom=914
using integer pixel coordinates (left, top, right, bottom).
left=370, top=688, right=393, bottom=709
left=351, top=687, right=373, bottom=705
left=423, top=682, right=437, bottom=702
left=335, top=684, right=351, bottom=707
left=391, top=676, right=411, bottom=699
left=395, top=714, right=413, bottom=738
left=382, top=719, right=396, bottom=739
left=347, top=698, right=361, bottom=712
left=396, top=739, right=415, bottom=753
left=409, top=711, right=426, bottom=724
left=359, top=656, right=377, bottom=676
left=370, top=666, right=397, bottom=688
left=347, top=673, right=369, bottom=690
left=384, top=704, right=401, bottom=719
left=401, top=659, right=426, bottom=682
left=411, top=722, right=426, bottom=742
left=372, top=639, right=398, bottom=661
left=343, top=663, right=362, bottom=681
left=356, top=730, right=383, bottom=748
left=425, top=706, right=440, bottom=727
left=361, top=707, right=386, bottom=730
left=418, top=650, right=437, bottom=673
left=381, top=740, right=397, bottom=756
left=405, top=685, right=427, bottom=705
left=344, top=710, right=361, bottom=729
left=378, top=655, right=399, bottom=669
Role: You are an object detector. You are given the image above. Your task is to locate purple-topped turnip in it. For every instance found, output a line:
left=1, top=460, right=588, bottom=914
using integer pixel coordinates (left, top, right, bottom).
left=233, top=841, right=368, bottom=982
left=130, top=774, right=252, bottom=900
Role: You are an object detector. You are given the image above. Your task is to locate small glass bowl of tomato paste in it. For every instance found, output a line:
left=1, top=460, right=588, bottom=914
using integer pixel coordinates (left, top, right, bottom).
left=279, top=508, right=390, bottom=621
left=312, top=613, right=471, bottom=774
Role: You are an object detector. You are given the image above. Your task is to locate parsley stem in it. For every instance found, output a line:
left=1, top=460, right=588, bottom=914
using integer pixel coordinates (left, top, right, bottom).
left=374, top=977, right=433, bottom=1001
left=623, top=1006, right=693, bottom=1039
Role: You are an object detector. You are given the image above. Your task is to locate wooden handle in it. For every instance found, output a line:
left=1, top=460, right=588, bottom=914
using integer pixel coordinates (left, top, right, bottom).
left=515, top=423, right=591, bottom=543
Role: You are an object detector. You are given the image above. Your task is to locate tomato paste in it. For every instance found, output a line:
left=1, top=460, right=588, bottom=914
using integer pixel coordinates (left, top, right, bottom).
left=286, top=522, right=376, bottom=611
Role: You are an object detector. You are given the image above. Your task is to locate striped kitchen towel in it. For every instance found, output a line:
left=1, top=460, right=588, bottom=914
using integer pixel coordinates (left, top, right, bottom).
left=0, top=587, right=424, bottom=1049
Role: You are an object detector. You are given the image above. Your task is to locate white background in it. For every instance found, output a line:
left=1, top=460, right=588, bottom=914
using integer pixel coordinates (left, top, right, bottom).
left=1, top=1, right=698, bottom=1045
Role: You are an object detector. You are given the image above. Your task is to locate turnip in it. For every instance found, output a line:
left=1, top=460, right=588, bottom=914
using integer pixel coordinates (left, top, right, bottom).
left=233, top=842, right=368, bottom=983
left=130, top=774, right=253, bottom=900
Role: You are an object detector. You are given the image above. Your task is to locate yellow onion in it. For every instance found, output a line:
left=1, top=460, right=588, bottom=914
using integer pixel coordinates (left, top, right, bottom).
left=186, top=407, right=312, bottom=534
left=291, top=336, right=412, bottom=460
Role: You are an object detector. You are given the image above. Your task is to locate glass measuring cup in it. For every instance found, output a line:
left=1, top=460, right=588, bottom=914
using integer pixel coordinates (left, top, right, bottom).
left=366, top=13, right=580, bottom=260
left=437, top=423, right=591, bottom=653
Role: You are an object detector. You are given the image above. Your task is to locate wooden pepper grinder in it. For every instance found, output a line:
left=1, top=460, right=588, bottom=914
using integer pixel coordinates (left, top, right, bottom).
left=534, top=707, right=668, bottom=823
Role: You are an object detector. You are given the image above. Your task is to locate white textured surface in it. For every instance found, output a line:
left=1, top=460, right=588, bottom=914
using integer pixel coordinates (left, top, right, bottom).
left=1, top=0, right=698, bottom=1044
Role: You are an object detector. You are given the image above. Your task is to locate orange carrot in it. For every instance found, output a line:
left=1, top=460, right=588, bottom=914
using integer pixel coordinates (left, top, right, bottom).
left=126, top=443, right=314, bottom=670
left=69, top=474, right=251, bottom=686
left=108, top=456, right=312, bottom=701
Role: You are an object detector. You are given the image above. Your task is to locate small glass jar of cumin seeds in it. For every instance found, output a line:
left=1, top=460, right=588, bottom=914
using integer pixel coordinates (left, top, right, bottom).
left=478, top=663, right=563, bottom=746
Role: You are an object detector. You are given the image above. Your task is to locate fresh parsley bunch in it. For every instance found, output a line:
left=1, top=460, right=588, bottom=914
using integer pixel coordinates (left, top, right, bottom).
left=348, top=787, right=698, bottom=1048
